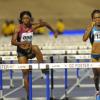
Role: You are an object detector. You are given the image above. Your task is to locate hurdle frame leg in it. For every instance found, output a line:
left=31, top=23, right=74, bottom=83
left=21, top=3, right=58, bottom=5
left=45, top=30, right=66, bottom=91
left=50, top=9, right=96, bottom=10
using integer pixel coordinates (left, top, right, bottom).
left=9, top=59, right=15, bottom=88
left=0, top=70, right=3, bottom=100
left=46, top=72, right=50, bottom=100
left=29, top=65, right=32, bottom=100
left=9, top=70, right=14, bottom=88
left=50, top=56, right=56, bottom=100
left=64, top=68, right=68, bottom=100
left=76, top=59, right=80, bottom=87
left=64, top=56, right=68, bottom=100
left=50, top=69, right=55, bottom=100
left=0, top=58, right=3, bottom=100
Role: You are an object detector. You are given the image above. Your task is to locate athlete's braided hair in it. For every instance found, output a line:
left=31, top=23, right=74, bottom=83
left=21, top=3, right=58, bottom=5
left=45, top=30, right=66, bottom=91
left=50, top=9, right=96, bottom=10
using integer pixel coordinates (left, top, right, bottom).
left=19, top=11, right=33, bottom=23
left=91, top=9, right=100, bottom=19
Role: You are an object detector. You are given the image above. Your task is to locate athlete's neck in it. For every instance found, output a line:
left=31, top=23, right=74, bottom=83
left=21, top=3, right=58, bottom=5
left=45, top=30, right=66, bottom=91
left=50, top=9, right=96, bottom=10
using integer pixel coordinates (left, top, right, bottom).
left=23, top=23, right=31, bottom=28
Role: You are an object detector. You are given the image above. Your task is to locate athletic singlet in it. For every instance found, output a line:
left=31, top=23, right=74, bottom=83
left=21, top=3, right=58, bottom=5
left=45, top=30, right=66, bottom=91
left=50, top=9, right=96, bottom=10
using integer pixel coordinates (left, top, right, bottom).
left=89, top=26, right=100, bottom=45
left=17, top=24, right=33, bottom=42
left=17, top=24, right=33, bottom=51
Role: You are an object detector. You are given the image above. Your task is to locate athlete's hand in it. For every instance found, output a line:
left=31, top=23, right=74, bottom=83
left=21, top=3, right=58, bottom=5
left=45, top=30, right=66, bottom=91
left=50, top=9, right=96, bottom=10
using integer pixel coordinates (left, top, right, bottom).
left=91, top=21, right=95, bottom=27
left=40, top=21, right=47, bottom=26
left=86, top=21, right=95, bottom=32
left=83, top=21, right=95, bottom=42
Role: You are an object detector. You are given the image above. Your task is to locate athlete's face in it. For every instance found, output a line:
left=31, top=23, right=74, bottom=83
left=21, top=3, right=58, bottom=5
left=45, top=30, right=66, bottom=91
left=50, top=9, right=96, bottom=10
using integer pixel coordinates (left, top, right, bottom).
left=22, top=14, right=31, bottom=25
left=93, top=13, right=100, bottom=26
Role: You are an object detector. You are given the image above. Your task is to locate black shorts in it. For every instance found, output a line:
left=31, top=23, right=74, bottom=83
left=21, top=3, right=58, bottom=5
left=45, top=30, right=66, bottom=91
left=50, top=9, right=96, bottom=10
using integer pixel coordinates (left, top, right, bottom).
left=91, top=54, right=100, bottom=60
left=17, top=47, right=36, bottom=59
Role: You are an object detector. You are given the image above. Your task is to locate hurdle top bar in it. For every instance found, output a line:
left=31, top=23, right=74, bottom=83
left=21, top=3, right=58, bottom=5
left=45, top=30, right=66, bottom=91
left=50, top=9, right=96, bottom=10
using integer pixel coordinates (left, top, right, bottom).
left=0, top=55, right=91, bottom=61
left=0, top=49, right=91, bottom=56
left=0, top=63, right=100, bottom=69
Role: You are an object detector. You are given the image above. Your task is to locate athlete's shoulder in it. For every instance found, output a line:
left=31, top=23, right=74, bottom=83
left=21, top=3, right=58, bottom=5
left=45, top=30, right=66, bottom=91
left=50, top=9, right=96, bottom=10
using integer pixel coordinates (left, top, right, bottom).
left=91, top=26, right=96, bottom=33
left=14, top=24, right=21, bottom=33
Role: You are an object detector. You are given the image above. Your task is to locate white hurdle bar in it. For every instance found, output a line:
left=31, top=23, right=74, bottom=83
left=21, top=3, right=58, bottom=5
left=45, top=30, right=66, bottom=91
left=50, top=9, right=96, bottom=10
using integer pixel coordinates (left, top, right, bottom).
left=0, top=55, right=91, bottom=61
left=0, top=49, right=91, bottom=56
left=0, top=62, right=100, bottom=69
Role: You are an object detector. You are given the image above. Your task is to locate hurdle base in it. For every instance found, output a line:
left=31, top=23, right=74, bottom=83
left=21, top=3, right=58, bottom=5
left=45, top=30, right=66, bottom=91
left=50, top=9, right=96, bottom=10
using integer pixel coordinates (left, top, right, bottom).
left=50, top=97, right=59, bottom=100
left=77, top=84, right=80, bottom=87
left=61, top=97, right=69, bottom=100
left=2, top=98, right=25, bottom=100
left=10, top=86, right=15, bottom=89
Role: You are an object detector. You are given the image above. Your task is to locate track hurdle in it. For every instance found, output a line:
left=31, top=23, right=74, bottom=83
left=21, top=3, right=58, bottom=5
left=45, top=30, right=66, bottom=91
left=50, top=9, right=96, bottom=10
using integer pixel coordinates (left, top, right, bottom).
left=0, top=63, right=100, bottom=100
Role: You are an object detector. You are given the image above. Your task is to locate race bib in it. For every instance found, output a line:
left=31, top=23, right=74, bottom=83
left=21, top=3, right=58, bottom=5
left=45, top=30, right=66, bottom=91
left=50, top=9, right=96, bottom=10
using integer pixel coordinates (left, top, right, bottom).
left=94, top=31, right=100, bottom=42
left=21, top=32, right=33, bottom=42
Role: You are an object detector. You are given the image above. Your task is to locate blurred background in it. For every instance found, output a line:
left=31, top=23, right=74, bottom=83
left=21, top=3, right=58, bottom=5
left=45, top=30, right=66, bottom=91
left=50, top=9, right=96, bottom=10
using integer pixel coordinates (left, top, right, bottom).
left=0, top=0, right=100, bottom=29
